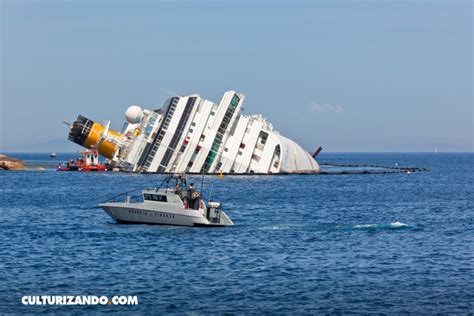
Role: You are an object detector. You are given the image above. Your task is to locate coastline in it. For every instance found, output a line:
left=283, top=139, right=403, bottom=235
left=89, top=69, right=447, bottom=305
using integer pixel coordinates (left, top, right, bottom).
left=0, top=154, right=27, bottom=170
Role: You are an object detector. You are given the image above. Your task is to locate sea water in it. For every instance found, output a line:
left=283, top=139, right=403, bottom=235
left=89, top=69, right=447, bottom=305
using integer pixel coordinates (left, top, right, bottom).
left=0, top=153, right=472, bottom=313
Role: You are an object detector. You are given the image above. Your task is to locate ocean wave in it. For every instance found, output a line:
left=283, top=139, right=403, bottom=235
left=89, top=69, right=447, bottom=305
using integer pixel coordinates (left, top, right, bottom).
left=260, top=224, right=294, bottom=230
left=259, top=222, right=411, bottom=232
left=353, top=221, right=410, bottom=230
left=389, top=221, right=409, bottom=228
left=353, top=224, right=378, bottom=228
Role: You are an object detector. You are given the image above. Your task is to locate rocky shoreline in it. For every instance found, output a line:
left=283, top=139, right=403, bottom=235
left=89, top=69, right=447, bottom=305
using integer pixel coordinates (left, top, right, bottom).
left=0, top=154, right=27, bottom=170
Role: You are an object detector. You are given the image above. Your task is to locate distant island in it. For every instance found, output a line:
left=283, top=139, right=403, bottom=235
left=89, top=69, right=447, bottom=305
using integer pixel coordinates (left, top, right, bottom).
left=0, top=154, right=27, bottom=170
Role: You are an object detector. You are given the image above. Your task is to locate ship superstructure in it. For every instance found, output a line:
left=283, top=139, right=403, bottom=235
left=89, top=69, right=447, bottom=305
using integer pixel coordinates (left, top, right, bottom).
left=67, top=91, right=320, bottom=174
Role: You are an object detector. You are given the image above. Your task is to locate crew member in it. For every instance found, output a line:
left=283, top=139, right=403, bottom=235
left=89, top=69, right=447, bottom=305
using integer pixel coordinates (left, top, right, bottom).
left=191, top=191, right=200, bottom=209
left=175, top=184, right=182, bottom=196
left=188, top=183, right=195, bottom=196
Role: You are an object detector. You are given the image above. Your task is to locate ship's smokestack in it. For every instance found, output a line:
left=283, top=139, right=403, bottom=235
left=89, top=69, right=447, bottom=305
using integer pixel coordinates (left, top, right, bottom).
left=68, top=115, right=121, bottom=159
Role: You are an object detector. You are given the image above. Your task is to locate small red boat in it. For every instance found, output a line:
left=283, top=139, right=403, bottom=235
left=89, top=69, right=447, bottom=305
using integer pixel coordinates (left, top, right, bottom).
left=57, top=150, right=106, bottom=172
left=81, top=164, right=106, bottom=172
left=57, top=162, right=80, bottom=171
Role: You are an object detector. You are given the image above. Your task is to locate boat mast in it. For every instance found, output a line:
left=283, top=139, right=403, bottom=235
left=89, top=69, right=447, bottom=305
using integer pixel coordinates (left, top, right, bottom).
left=200, top=169, right=205, bottom=198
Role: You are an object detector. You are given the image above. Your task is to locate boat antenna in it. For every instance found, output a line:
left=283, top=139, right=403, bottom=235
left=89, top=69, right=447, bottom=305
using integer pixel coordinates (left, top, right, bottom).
left=200, top=169, right=205, bottom=198
left=165, top=176, right=170, bottom=193
left=208, top=186, right=213, bottom=203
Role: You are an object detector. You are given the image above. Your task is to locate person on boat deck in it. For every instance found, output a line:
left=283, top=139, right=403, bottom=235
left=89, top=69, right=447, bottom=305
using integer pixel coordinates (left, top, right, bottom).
left=186, top=183, right=200, bottom=209
left=188, top=183, right=195, bottom=196
left=177, top=183, right=189, bottom=206
left=175, top=184, right=182, bottom=195
left=190, top=191, right=200, bottom=210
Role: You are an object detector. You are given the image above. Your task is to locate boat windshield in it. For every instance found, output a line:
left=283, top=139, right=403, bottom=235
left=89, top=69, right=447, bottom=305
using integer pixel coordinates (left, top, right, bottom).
left=143, top=193, right=168, bottom=202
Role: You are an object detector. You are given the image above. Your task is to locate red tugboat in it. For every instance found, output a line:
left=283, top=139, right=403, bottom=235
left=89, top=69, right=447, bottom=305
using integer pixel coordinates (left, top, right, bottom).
left=57, top=150, right=106, bottom=172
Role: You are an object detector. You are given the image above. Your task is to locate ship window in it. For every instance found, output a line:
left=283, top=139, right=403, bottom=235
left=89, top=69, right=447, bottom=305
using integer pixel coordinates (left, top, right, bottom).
left=191, top=122, right=196, bottom=127
left=240, top=143, right=245, bottom=149
left=224, top=147, right=228, bottom=152
left=151, top=194, right=168, bottom=202
left=144, top=194, right=167, bottom=202
left=210, top=111, right=215, bottom=116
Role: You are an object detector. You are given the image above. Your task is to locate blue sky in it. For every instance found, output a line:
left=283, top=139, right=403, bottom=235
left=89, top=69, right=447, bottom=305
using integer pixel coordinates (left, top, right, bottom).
left=1, top=0, right=472, bottom=152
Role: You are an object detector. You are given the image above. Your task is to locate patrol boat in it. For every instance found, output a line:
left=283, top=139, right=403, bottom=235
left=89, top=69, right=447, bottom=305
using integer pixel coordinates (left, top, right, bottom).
left=99, top=174, right=233, bottom=227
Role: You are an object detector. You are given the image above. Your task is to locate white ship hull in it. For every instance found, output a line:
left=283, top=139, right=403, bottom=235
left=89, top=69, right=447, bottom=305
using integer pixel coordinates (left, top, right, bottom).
left=68, top=90, right=320, bottom=174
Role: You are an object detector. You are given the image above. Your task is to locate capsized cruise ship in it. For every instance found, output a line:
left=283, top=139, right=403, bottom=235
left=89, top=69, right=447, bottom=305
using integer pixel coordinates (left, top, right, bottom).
left=67, top=91, right=320, bottom=174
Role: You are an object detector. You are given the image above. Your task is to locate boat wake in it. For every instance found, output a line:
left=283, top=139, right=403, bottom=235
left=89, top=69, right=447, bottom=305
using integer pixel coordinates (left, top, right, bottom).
left=260, top=224, right=294, bottom=230
left=259, top=221, right=412, bottom=232
left=353, top=221, right=410, bottom=230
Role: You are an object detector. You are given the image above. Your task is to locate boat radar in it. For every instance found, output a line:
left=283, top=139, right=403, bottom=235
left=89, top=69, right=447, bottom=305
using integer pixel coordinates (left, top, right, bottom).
left=125, top=105, right=144, bottom=124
